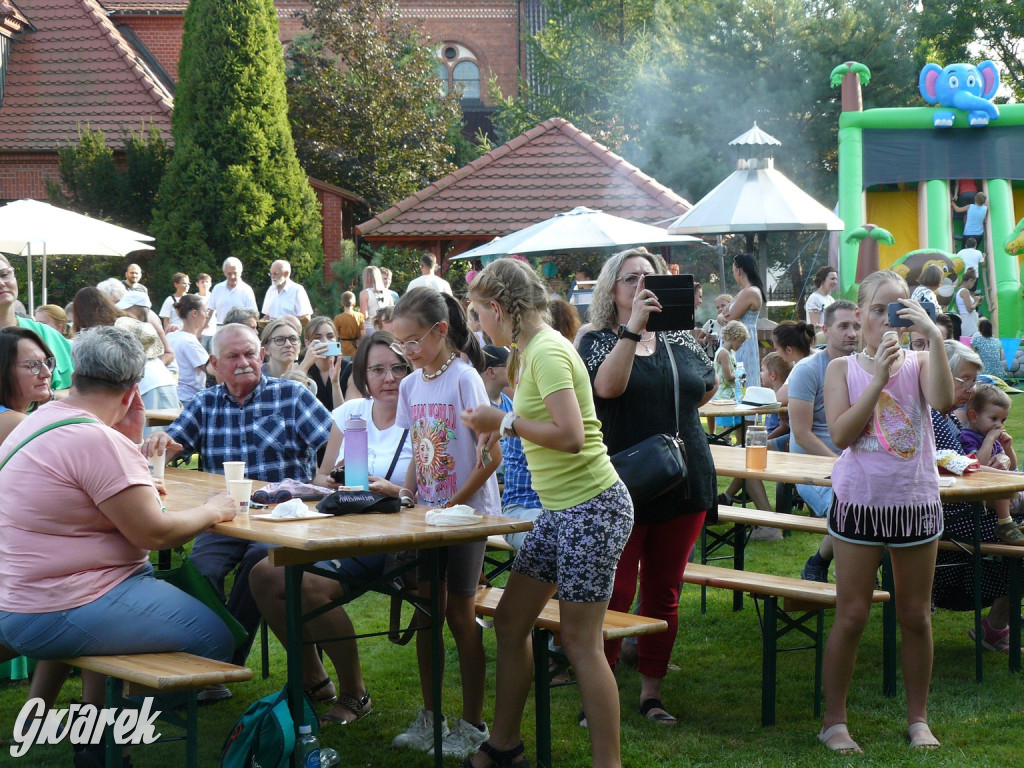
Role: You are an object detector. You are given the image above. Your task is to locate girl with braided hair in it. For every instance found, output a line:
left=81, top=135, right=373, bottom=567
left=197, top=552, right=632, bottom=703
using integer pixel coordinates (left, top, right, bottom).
left=462, top=257, right=631, bottom=768
left=390, top=287, right=502, bottom=757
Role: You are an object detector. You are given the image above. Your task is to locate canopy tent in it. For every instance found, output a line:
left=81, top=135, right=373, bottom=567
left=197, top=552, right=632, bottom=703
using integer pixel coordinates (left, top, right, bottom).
left=667, top=125, right=844, bottom=310
left=0, top=199, right=154, bottom=313
left=450, top=206, right=706, bottom=262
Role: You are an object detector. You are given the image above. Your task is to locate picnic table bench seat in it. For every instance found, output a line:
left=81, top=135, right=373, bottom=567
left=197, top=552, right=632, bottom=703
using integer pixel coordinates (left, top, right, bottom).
left=474, top=586, right=667, bottom=768
left=59, top=652, right=252, bottom=768
left=682, top=562, right=890, bottom=726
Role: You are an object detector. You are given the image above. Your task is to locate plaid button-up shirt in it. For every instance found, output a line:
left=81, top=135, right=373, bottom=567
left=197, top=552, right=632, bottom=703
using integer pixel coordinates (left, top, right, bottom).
left=166, top=376, right=332, bottom=482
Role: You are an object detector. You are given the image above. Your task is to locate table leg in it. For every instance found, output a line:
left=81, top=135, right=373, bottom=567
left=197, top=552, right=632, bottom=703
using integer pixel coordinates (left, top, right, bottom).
left=533, top=629, right=552, bottom=768
left=428, top=548, right=444, bottom=768
left=1009, top=559, right=1021, bottom=673
left=972, top=507, right=984, bottom=683
left=285, top=565, right=306, bottom=767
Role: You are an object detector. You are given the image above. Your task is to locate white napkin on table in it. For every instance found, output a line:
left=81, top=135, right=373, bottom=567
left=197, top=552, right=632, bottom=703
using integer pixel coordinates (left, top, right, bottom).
left=425, top=505, right=482, bottom=526
left=270, top=499, right=312, bottom=518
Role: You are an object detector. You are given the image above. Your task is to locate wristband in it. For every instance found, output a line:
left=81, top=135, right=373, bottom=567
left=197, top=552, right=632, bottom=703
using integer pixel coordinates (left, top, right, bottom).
left=500, top=410, right=518, bottom=438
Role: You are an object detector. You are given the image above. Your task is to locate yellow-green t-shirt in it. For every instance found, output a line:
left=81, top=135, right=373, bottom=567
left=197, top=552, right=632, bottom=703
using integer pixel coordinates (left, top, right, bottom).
left=513, top=327, right=618, bottom=510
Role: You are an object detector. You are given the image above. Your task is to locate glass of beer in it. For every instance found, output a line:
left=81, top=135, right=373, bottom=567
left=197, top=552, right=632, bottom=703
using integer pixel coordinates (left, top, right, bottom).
left=745, top=424, right=768, bottom=471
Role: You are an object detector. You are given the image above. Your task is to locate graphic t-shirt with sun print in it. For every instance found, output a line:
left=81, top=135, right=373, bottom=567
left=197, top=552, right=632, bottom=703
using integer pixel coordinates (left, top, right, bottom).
left=396, top=356, right=501, bottom=515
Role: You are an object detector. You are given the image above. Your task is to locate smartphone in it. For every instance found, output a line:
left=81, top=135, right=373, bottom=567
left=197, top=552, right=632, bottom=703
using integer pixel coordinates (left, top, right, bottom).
left=324, top=341, right=342, bottom=357
left=888, top=301, right=936, bottom=327
left=643, top=274, right=696, bottom=332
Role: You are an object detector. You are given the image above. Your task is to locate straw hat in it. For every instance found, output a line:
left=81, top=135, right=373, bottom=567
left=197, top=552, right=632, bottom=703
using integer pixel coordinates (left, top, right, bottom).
left=114, top=316, right=164, bottom=360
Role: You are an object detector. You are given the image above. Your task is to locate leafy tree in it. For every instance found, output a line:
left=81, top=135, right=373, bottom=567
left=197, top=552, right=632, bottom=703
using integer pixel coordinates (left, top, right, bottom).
left=285, top=0, right=463, bottom=215
left=918, top=1, right=1024, bottom=100
left=152, top=0, right=322, bottom=291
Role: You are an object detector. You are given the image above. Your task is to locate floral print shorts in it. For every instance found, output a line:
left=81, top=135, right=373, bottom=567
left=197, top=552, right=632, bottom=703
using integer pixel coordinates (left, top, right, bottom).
left=513, top=480, right=633, bottom=603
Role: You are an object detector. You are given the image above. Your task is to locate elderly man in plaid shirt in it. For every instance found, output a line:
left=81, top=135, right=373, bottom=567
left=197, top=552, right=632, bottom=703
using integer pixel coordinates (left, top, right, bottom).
left=144, top=323, right=332, bottom=687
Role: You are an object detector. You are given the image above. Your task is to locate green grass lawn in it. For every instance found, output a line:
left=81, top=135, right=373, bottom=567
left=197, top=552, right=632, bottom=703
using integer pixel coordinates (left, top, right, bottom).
left=5, top=405, right=1024, bottom=766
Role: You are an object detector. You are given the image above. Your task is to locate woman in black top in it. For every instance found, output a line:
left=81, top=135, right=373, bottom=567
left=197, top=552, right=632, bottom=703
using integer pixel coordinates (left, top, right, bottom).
left=578, top=247, right=716, bottom=725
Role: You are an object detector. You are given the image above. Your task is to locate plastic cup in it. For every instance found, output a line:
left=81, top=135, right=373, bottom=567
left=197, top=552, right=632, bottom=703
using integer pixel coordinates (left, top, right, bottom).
left=223, top=461, right=246, bottom=491
left=228, top=480, right=253, bottom=512
left=149, top=458, right=165, bottom=481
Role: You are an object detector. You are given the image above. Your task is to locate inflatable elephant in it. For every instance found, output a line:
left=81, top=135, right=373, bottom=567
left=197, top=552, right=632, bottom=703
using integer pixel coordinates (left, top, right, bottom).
left=919, top=61, right=1000, bottom=128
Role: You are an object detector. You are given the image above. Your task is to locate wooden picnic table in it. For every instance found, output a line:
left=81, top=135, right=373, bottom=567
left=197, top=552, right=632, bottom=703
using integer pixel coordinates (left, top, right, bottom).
left=145, top=407, right=182, bottom=427
left=699, top=400, right=787, bottom=445
left=161, top=467, right=530, bottom=768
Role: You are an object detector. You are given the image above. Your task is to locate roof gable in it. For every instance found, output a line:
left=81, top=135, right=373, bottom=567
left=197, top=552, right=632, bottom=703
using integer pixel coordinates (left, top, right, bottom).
left=0, top=0, right=173, bottom=152
left=357, top=117, right=691, bottom=239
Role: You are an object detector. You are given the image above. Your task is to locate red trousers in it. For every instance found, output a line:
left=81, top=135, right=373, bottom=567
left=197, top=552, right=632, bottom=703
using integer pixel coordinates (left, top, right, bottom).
left=603, top=511, right=706, bottom=678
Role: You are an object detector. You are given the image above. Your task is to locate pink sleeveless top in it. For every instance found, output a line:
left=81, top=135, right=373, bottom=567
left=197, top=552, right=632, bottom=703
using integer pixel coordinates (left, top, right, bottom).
left=830, top=352, right=942, bottom=539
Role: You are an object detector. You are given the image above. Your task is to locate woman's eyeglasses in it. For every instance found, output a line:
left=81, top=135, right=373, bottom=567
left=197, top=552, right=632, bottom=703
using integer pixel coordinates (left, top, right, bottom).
left=909, top=339, right=929, bottom=351
left=366, top=363, right=410, bottom=379
left=269, top=335, right=300, bottom=347
left=615, top=273, right=651, bottom=287
left=17, top=357, right=56, bottom=375
left=390, top=322, right=439, bottom=355
left=953, top=375, right=977, bottom=391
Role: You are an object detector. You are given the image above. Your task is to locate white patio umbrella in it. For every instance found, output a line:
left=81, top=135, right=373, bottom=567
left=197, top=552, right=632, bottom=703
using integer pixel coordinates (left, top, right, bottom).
left=449, top=206, right=706, bottom=261
left=0, top=199, right=154, bottom=313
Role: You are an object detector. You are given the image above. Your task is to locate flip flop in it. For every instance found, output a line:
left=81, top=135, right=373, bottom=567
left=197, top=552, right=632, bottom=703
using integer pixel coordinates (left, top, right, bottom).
left=907, top=721, right=940, bottom=749
left=639, top=698, right=678, bottom=725
left=818, top=723, right=863, bottom=755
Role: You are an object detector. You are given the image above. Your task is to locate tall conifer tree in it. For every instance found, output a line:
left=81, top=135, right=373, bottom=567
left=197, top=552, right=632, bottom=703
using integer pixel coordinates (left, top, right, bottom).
left=153, top=0, right=321, bottom=284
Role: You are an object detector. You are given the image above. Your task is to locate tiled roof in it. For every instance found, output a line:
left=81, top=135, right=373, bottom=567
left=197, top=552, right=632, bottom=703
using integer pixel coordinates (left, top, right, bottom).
left=100, top=1, right=188, bottom=11
left=357, top=118, right=691, bottom=239
left=0, top=0, right=173, bottom=151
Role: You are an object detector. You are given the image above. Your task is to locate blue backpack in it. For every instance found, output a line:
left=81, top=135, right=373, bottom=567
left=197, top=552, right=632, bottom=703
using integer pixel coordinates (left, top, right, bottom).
left=220, top=687, right=318, bottom=768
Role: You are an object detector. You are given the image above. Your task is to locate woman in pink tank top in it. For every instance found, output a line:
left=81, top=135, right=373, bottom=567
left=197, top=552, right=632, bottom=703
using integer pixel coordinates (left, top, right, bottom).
left=817, top=271, right=953, bottom=754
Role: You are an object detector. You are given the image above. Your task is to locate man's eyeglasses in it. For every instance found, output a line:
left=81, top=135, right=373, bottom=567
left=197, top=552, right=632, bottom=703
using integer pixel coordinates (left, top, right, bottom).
left=366, top=363, right=410, bottom=379
left=17, top=357, right=56, bottom=375
left=269, top=335, right=300, bottom=347
left=390, top=322, right=439, bottom=355
left=616, top=273, right=651, bottom=287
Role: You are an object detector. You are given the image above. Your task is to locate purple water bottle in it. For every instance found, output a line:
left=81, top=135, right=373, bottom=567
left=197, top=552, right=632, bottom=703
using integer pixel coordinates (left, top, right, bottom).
left=344, top=416, right=369, bottom=490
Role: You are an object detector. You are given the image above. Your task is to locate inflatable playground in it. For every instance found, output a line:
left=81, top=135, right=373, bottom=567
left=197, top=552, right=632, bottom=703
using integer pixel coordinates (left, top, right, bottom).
left=832, top=61, right=1024, bottom=375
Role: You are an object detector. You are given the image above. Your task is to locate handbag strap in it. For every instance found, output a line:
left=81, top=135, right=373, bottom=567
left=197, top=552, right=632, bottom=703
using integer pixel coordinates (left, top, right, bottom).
left=660, top=334, right=682, bottom=438
left=0, top=417, right=99, bottom=473
left=384, top=429, right=409, bottom=482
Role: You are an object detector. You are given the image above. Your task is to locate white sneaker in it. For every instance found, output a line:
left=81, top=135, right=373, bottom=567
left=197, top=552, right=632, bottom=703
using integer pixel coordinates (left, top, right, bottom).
left=428, top=718, right=489, bottom=757
left=392, top=708, right=449, bottom=751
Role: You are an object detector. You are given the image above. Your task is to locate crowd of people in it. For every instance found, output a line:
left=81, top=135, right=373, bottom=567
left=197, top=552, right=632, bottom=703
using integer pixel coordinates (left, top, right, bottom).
left=1, top=246, right=1023, bottom=767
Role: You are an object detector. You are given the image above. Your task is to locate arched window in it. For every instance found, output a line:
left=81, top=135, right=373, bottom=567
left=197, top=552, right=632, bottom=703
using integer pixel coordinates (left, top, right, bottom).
left=435, top=43, right=482, bottom=102
left=452, top=61, right=480, bottom=100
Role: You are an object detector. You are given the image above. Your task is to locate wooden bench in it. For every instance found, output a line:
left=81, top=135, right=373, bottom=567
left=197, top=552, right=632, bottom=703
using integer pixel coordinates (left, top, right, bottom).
left=59, top=652, right=252, bottom=768
left=711, top=504, right=1024, bottom=682
left=475, top=586, right=667, bottom=768
left=481, top=535, right=517, bottom=585
left=682, top=562, right=890, bottom=726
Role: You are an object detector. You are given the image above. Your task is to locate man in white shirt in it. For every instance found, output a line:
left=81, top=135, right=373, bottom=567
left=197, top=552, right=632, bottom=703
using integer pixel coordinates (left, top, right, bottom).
left=208, top=256, right=259, bottom=324
left=262, top=260, right=313, bottom=324
left=406, top=253, right=452, bottom=295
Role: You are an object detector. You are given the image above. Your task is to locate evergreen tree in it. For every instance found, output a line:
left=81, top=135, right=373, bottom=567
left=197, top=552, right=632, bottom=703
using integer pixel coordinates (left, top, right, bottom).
left=285, top=0, right=462, bottom=215
left=152, top=0, right=322, bottom=288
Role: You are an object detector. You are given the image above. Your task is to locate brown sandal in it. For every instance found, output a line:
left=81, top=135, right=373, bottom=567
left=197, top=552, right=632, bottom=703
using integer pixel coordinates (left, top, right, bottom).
left=318, top=690, right=372, bottom=726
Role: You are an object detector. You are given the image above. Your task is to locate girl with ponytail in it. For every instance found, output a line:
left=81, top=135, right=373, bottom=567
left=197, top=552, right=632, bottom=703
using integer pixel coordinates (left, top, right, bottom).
left=462, top=258, right=632, bottom=768
left=389, top=286, right=501, bottom=756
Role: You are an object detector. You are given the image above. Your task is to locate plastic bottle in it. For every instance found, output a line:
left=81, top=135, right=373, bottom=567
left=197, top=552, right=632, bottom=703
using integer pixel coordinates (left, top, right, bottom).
left=344, top=415, right=369, bottom=490
left=297, top=725, right=320, bottom=768
left=733, top=361, right=746, bottom=404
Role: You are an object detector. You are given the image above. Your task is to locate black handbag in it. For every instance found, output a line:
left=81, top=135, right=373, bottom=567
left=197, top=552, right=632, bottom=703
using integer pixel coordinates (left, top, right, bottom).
left=316, top=430, right=408, bottom=516
left=610, top=333, right=691, bottom=505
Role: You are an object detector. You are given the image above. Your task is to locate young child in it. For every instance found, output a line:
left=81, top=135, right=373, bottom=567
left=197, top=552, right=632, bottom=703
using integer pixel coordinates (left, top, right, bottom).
left=390, top=287, right=502, bottom=757
left=820, top=269, right=952, bottom=754
left=761, top=351, right=793, bottom=451
left=953, top=191, right=988, bottom=241
left=959, top=383, right=1024, bottom=544
left=710, top=320, right=750, bottom=441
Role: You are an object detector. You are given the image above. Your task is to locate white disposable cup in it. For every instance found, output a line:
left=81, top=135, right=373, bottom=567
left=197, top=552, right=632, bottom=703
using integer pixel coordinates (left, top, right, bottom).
left=149, top=458, right=165, bottom=481
left=228, top=480, right=253, bottom=512
left=223, top=461, right=246, bottom=491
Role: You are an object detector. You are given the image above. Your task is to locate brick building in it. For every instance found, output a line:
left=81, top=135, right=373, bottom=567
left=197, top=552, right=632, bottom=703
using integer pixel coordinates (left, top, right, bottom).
left=0, top=0, right=533, bottom=267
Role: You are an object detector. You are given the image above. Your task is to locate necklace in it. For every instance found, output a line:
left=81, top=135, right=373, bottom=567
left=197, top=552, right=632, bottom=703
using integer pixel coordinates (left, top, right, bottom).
left=422, top=352, right=457, bottom=380
left=637, top=332, right=656, bottom=352
left=861, top=348, right=878, bottom=361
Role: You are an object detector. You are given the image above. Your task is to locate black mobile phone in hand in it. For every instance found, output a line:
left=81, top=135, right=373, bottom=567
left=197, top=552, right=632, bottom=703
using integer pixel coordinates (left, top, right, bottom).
left=888, top=301, right=936, bottom=327
left=643, top=274, right=696, bottom=331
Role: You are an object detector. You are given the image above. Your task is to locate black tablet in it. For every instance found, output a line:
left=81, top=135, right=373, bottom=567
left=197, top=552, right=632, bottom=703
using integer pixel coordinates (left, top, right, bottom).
left=644, top=274, right=696, bottom=331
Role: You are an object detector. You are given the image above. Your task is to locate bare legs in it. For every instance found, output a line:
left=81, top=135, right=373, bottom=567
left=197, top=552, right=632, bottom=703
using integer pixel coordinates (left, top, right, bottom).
left=468, top=571, right=620, bottom=768
left=822, top=538, right=938, bottom=746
